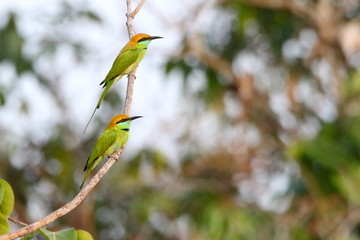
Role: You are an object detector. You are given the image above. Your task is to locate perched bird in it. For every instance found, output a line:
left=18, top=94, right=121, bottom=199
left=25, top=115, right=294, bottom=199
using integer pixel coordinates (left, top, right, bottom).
left=80, top=114, right=142, bottom=188
left=83, top=33, right=162, bottom=133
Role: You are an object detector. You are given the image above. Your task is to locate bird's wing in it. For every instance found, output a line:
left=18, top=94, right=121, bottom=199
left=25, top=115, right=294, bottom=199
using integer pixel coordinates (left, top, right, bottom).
left=84, top=129, right=118, bottom=171
left=103, top=130, right=129, bottom=156
left=100, top=49, right=142, bottom=87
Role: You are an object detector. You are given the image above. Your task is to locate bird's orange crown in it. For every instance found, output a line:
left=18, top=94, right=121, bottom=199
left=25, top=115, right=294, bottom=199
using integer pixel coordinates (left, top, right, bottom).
left=106, top=114, right=130, bottom=129
left=120, top=33, right=162, bottom=53
left=130, top=33, right=153, bottom=43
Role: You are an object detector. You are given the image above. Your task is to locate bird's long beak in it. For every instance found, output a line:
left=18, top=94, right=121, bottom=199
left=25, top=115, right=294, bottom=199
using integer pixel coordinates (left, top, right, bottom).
left=150, top=36, right=163, bottom=40
left=128, top=116, right=143, bottom=121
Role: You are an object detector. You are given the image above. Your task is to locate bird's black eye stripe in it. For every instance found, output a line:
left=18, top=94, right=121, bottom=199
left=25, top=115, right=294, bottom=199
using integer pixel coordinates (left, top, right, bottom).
left=116, top=118, right=130, bottom=124
left=122, top=128, right=129, bottom=131
left=138, top=37, right=150, bottom=42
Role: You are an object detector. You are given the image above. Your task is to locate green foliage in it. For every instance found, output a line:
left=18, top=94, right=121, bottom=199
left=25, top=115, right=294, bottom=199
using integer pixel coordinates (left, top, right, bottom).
left=0, top=179, right=14, bottom=235
left=42, top=136, right=77, bottom=191
left=201, top=68, right=226, bottom=104
left=180, top=190, right=265, bottom=239
left=291, top=117, right=360, bottom=197
left=129, top=190, right=175, bottom=222
left=38, top=228, right=76, bottom=240
left=335, top=163, right=360, bottom=206
left=290, top=226, right=313, bottom=240
left=0, top=213, right=10, bottom=236
left=0, top=178, right=93, bottom=239
left=344, top=71, right=360, bottom=100
left=165, top=59, right=226, bottom=105
left=38, top=227, right=93, bottom=240
left=220, top=2, right=303, bottom=61
left=76, top=230, right=94, bottom=240
left=165, top=59, right=196, bottom=86
left=0, top=179, right=14, bottom=216
left=0, top=85, right=5, bottom=106
left=0, top=14, right=32, bottom=74
left=21, top=232, right=37, bottom=240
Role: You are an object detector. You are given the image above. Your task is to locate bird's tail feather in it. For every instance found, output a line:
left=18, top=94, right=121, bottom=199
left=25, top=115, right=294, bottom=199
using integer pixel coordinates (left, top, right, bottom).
left=96, top=85, right=110, bottom=110
left=83, top=85, right=111, bottom=134
left=83, top=107, right=97, bottom=134
left=80, top=170, right=90, bottom=189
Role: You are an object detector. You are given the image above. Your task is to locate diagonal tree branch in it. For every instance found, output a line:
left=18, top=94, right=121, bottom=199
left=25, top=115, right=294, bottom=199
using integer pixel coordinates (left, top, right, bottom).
left=0, top=148, right=124, bottom=240
left=0, top=0, right=147, bottom=239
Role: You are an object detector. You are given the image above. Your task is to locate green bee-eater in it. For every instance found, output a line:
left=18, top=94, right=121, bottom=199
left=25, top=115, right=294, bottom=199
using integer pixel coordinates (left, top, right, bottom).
left=84, top=33, right=162, bottom=133
left=80, top=114, right=142, bottom=188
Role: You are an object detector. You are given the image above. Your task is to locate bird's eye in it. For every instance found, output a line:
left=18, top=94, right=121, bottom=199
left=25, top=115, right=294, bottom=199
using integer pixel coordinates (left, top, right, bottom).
left=116, top=118, right=129, bottom=124
left=138, top=37, right=148, bottom=43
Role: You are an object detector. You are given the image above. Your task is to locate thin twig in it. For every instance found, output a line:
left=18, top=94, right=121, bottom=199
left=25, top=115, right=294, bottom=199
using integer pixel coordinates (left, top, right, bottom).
left=130, top=0, right=146, bottom=19
left=8, top=217, right=28, bottom=227
left=123, top=0, right=146, bottom=115
left=125, top=0, right=136, bottom=38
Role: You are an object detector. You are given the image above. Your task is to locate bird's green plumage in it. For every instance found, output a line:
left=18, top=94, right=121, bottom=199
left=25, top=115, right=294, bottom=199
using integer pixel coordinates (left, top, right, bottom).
left=101, top=47, right=147, bottom=87
left=83, top=34, right=161, bottom=134
left=80, top=115, right=139, bottom=188
left=96, top=48, right=146, bottom=109
left=85, top=128, right=129, bottom=171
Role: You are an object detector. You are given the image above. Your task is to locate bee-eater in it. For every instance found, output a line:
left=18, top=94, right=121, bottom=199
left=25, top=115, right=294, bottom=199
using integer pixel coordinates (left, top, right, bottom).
left=80, top=114, right=142, bottom=188
left=83, top=33, right=162, bottom=133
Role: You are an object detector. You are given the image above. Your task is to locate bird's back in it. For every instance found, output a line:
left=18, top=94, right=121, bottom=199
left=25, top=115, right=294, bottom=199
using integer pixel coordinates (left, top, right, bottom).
left=101, top=48, right=146, bottom=87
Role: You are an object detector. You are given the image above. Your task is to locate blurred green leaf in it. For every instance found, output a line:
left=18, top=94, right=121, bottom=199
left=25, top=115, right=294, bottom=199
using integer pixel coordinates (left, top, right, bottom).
left=0, top=213, right=10, bottom=235
left=0, top=181, right=3, bottom=204
left=0, top=14, right=32, bottom=74
left=151, top=151, right=168, bottom=173
left=201, top=68, right=226, bottom=104
left=38, top=227, right=77, bottom=240
left=0, top=179, right=14, bottom=217
left=165, top=59, right=194, bottom=82
left=76, top=230, right=94, bottom=240
left=0, top=85, right=5, bottom=106
left=84, top=12, right=101, bottom=22
left=290, top=226, right=313, bottom=240
left=344, top=70, right=360, bottom=98
left=335, top=164, right=360, bottom=206
left=129, top=190, right=175, bottom=222
left=290, top=116, right=360, bottom=197
left=20, top=232, right=37, bottom=240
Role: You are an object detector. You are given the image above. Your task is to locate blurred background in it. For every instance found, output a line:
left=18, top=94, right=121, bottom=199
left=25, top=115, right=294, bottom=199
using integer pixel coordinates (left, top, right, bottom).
left=1, top=0, right=360, bottom=239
